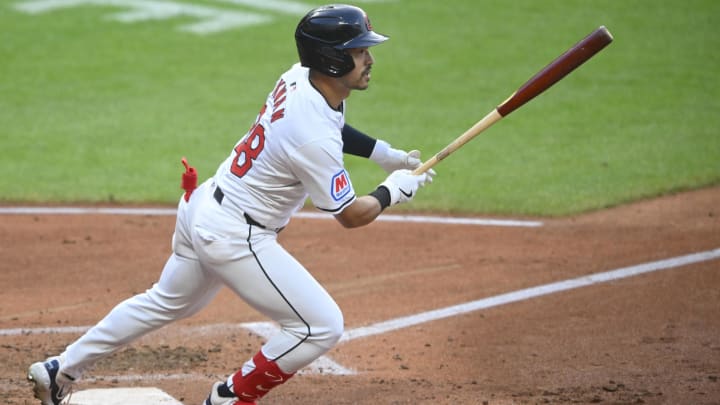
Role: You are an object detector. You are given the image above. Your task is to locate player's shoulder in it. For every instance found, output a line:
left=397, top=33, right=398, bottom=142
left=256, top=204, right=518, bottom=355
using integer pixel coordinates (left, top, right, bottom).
left=277, top=65, right=343, bottom=141
left=283, top=63, right=307, bottom=80
left=276, top=64, right=308, bottom=97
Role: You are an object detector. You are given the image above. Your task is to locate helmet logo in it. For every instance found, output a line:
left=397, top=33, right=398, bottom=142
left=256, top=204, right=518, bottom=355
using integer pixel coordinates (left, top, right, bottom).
left=364, top=14, right=372, bottom=31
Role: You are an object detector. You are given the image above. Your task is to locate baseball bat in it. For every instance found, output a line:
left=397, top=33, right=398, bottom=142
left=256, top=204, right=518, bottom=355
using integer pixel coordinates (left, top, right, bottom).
left=413, top=26, right=614, bottom=175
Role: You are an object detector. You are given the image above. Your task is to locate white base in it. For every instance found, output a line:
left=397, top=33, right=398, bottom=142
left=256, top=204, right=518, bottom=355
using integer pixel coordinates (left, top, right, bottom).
left=68, top=387, right=182, bottom=405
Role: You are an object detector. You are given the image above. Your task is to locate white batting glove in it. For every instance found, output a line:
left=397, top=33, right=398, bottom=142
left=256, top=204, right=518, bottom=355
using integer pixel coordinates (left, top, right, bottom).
left=370, top=140, right=437, bottom=183
left=379, top=169, right=430, bottom=206
left=403, top=150, right=437, bottom=184
left=370, top=140, right=420, bottom=173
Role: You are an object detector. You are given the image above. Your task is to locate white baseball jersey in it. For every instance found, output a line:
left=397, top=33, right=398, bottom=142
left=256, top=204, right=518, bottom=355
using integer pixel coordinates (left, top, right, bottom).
left=214, top=63, right=356, bottom=230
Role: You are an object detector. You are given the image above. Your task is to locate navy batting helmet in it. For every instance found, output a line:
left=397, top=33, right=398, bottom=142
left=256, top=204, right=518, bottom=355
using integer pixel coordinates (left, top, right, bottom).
left=295, top=4, right=388, bottom=77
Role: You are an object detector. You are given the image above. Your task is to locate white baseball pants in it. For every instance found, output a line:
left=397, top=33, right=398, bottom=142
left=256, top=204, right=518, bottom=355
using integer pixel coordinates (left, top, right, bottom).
left=59, top=179, right=344, bottom=379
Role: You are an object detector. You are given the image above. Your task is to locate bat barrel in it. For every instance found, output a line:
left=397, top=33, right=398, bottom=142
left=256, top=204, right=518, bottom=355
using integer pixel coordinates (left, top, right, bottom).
left=497, top=26, right=614, bottom=117
left=413, top=26, right=613, bottom=176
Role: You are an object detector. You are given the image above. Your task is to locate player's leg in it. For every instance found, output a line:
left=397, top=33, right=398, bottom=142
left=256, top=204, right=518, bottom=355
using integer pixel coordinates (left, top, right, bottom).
left=229, top=240, right=343, bottom=403
left=28, top=185, right=220, bottom=404
left=57, top=184, right=221, bottom=380
left=195, top=226, right=343, bottom=403
left=28, top=251, right=223, bottom=404
left=233, top=233, right=344, bottom=371
left=61, top=253, right=222, bottom=377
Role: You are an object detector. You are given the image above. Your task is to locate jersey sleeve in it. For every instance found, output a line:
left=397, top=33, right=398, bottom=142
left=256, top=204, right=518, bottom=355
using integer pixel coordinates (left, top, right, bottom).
left=289, top=139, right=356, bottom=213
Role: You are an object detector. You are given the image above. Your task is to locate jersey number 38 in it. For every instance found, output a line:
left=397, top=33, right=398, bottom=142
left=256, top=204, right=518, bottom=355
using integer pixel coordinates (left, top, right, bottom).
left=231, top=121, right=265, bottom=178
left=231, top=80, right=287, bottom=178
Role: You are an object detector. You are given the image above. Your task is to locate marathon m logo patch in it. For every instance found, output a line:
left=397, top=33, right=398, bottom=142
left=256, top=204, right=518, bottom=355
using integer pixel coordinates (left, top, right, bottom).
left=330, top=170, right=352, bottom=201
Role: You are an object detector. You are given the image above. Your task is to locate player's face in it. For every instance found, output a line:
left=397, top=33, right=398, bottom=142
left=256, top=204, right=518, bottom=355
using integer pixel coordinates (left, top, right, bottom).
left=341, top=47, right=374, bottom=90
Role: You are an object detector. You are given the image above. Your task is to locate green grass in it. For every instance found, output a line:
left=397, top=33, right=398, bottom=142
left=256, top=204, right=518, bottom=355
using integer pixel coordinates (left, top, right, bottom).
left=1, top=0, right=718, bottom=215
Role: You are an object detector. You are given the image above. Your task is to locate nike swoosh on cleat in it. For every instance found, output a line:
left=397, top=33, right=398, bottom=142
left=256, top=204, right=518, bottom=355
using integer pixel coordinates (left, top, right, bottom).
left=263, top=372, right=284, bottom=383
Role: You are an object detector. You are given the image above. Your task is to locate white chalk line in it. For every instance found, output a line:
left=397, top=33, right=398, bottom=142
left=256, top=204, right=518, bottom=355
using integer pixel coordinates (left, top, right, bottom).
left=0, top=325, right=92, bottom=336
left=0, top=206, right=543, bottom=227
left=340, top=247, right=720, bottom=342
left=5, top=248, right=718, bottom=339
left=4, top=247, right=719, bottom=379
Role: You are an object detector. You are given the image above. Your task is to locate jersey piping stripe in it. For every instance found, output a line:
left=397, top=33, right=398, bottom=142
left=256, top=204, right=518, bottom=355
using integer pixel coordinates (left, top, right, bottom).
left=245, top=225, right=312, bottom=361
left=317, top=194, right=356, bottom=213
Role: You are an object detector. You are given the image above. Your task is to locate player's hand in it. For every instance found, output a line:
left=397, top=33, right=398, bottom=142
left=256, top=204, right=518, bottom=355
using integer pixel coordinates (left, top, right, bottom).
left=370, top=141, right=421, bottom=173
left=404, top=150, right=437, bottom=184
left=403, top=149, right=422, bottom=170
left=370, top=141, right=437, bottom=182
left=379, top=169, right=431, bottom=205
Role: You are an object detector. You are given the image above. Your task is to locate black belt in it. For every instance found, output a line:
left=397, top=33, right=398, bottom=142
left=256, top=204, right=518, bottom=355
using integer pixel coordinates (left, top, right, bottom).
left=213, top=186, right=283, bottom=233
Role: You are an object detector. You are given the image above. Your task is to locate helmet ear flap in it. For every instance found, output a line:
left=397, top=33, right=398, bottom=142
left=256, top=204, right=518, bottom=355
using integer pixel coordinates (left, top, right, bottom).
left=297, top=39, right=354, bottom=78
left=317, top=46, right=355, bottom=77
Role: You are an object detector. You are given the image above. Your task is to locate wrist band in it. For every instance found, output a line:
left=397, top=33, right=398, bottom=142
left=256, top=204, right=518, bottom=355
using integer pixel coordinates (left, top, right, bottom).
left=369, top=186, right=391, bottom=210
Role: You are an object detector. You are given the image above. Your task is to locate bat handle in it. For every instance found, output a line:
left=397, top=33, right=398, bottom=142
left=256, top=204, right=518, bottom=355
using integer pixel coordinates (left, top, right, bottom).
left=412, top=156, right=440, bottom=175
left=412, top=109, right=504, bottom=175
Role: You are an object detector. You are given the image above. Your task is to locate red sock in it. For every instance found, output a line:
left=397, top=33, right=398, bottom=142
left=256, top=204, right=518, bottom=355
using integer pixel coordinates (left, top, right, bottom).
left=232, top=351, right=295, bottom=403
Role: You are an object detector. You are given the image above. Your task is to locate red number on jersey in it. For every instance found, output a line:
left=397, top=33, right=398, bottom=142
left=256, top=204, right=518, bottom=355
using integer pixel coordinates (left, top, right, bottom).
left=230, top=122, right=266, bottom=178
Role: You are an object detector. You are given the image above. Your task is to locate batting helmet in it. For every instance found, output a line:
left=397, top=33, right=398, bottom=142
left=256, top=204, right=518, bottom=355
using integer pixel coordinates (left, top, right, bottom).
left=295, top=4, right=388, bottom=78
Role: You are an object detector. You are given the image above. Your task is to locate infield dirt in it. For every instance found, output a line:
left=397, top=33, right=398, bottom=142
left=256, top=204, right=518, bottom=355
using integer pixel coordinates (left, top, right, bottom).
left=1, top=187, right=719, bottom=404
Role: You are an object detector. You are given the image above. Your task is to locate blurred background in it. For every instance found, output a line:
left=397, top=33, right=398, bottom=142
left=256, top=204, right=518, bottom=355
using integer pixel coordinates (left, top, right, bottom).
left=2, top=0, right=718, bottom=215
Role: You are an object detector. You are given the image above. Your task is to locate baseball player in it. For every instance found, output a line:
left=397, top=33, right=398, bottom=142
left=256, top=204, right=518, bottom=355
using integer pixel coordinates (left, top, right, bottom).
left=27, top=4, right=434, bottom=405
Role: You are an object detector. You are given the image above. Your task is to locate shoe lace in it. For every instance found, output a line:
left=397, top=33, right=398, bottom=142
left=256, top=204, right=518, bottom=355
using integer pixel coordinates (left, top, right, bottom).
left=56, top=376, right=74, bottom=404
left=63, top=390, right=73, bottom=405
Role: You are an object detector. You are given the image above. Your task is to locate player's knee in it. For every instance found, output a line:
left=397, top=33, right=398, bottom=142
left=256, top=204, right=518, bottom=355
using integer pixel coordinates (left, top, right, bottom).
left=326, top=310, right=345, bottom=346
left=314, top=307, right=344, bottom=349
left=281, top=304, right=343, bottom=351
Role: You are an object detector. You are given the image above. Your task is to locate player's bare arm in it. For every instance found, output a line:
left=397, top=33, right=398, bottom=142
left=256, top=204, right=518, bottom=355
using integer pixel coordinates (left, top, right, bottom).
left=335, top=168, right=432, bottom=228
left=334, top=195, right=383, bottom=228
